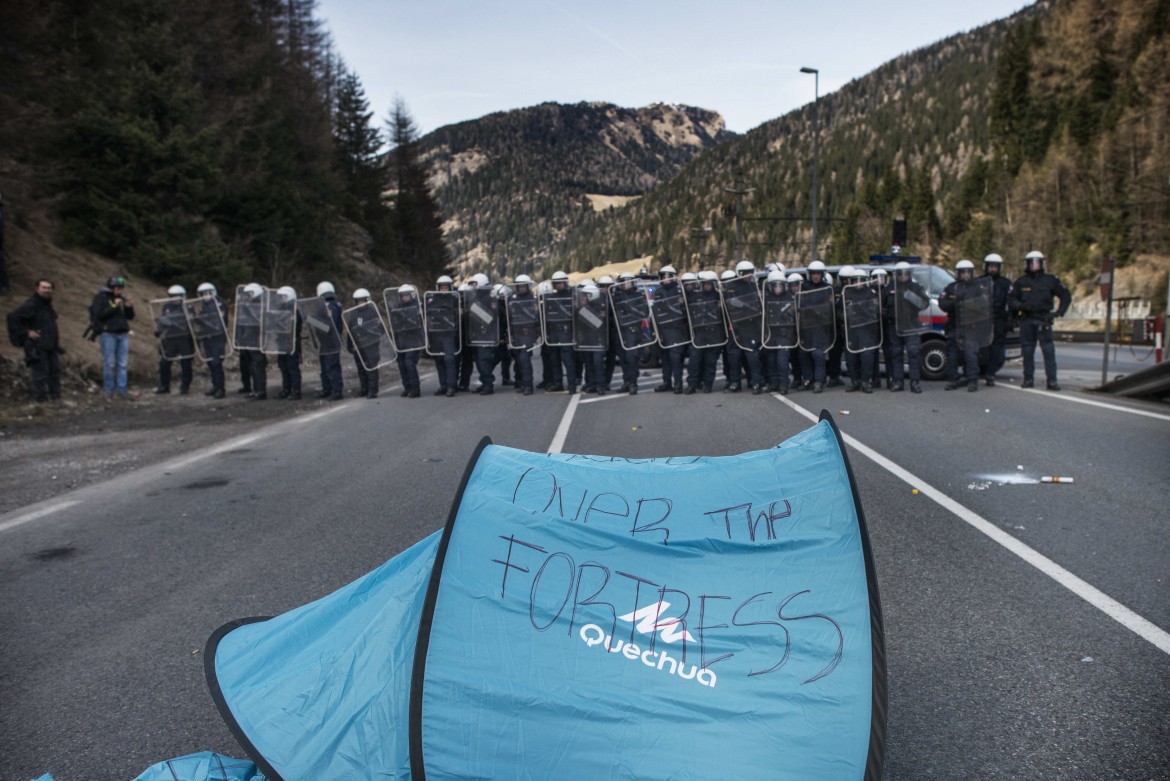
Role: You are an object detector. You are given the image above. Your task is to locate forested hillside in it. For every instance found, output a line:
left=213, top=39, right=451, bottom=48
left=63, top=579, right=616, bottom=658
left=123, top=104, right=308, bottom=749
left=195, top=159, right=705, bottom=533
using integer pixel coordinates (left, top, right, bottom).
left=551, top=0, right=1169, bottom=304
left=0, top=0, right=446, bottom=293
left=419, top=102, right=733, bottom=279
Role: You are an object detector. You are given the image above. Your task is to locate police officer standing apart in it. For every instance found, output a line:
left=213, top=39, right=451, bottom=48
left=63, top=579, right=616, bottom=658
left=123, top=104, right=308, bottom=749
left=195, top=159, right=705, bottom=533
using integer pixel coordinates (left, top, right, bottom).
left=7, top=278, right=62, bottom=402
left=1008, top=250, right=1070, bottom=390
left=981, top=252, right=1013, bottom=386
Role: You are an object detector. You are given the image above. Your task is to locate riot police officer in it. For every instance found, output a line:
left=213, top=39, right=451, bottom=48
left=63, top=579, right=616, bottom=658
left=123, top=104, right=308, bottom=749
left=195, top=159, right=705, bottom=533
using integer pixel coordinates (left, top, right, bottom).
left=544, top=270, right=579, bottom=393
left=652, top=265, right=686, bottom=394
left=507, top=275, right=539, bottom=395
left=429, top=275, right=460, bottom=397
left=316, top=281, right=344, bottom=400
left=275, top=285, right=303, bottom=400
left=193, top=282, right=228, bottom=399
left=1008, top=250, right=1070, bottom=390
left=610, top=272, right=644, bottom=394
left=154, top=284, right=194, bottom=395
left=394, top=284, right=422, bottom=398
left=939, top=260, right=982, bottom=391
left=798, top=260, right=834, bottom=393
left=237, top=282, right=268, bottom=399
left=761, top=270, right=799, bottom=394
left=888, top=262, right=925, bottom=393
left=347, top=288, right=380, bottom=398
left=981, top=253, right=1013, bottom=386
left=685, top=270, right=723, bottom=394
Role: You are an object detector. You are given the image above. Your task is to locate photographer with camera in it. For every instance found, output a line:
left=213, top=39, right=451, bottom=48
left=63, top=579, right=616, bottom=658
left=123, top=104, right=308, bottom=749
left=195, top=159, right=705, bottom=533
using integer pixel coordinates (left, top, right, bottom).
left=90, top=275, right=137, bottom=400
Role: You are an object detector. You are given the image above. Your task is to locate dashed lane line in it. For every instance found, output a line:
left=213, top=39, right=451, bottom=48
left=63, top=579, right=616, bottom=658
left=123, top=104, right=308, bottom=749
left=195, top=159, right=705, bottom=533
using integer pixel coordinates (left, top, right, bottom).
left=773, top=392, right=1170, bottom=657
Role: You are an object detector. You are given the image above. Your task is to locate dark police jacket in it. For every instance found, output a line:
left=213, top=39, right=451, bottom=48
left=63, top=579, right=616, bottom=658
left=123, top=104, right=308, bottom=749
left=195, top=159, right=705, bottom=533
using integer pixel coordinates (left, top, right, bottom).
left=1008, top=272, right=1071, bottom=319
left=9, top=294, right=59, bottom=351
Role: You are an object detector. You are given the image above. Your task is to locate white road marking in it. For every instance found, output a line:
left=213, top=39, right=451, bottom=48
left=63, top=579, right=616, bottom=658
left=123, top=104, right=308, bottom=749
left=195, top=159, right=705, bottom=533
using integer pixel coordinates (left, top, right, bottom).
left=774, top=393, right=1170, bottom=657
left=998, top=382, right=1170, bottom=422
left=579, top=392, right=632, bottom=405
left=548, top=393, right=582, bottom=454
left=0, top=500, right=82, bottom=534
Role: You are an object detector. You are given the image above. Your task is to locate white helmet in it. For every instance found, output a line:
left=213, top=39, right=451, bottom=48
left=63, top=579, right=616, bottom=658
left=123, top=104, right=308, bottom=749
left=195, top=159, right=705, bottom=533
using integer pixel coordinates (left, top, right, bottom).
left=551, top=270, right=570, bottom=282
left=352, top=287, right=371, bottom=301
left=243, top=282, right=264, bottom=298
left=839, top=265, right=858, bottom=280
left=537, top=280, right=553, bottom=296
left=436, top=274, right=454, bottom=286
left=720, top=269, right=736, bottom=281
left=316, top=281, right=335, bottom=297
left=808, top=260, right=826, bottom=272
left=514, top=274, right=534, bottom=286
left=774, top=263, right=786, bottom=275
left=681, top=272, right=698, bottom=282
left=870, top=268, right=888, bottom=278
left=617, top=272, right=635, bottom=282
left=983, top=253, right=1004, bottom=266
left=167, top=284, right=187, bottom=297
left=1024, top=250, right=1045, bottom=261
left=766, top=270, right=785, bottom=283
left=197, top=282, right=216, bottom=295
left=893, top=261, right=912, bottom=271
left=398, top=284, right=417, bottom=295
left=955, top=259, right=976, bottom=271
left=598, top=275, right=614, bottom=285
left=465, top=273, right=486, bottom=287
left=580, top=282, right=601, bottom=301
left=735, top=260, right=755, bottom=274
left=787, top=272, right=804, bottom=284
left=765, top=263, right=779, bottom=273
left=277, top=285, right=297, bottom=301
left=659, top=265, right=677, bottom=276
left=824, top=273, right=834, bottom=285
left=698, top=270, right=719, bottom=281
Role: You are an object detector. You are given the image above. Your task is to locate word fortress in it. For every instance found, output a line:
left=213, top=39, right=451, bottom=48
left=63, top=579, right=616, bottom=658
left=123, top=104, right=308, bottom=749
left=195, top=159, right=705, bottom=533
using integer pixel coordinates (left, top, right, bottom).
left=511, top=466, right=796, bottom=544
left=492, top=533, right=845, bottom=689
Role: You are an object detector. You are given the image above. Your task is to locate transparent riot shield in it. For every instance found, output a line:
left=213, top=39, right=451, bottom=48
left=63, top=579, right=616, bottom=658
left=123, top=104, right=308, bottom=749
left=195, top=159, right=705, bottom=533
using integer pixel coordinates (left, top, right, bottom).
left=342, top=301, right=396, bottom=372
left=893, top=274, right=932, bottom=336
left=261, top=290, right=297, bottom=356
left=609, top=287, right=655, bottom=350
left=298, top=297, right=342, bottom=356
left=842, top=283, right=883, bottom=353
left=957, top=276, right=995, bottom=351
left=423, top=291, right=462, bottom=357
left=573, top=287, right=609, bottom=351
left=232, top=285, right=263, bottom=351
left=797, top=286, right=836, bottom=352
left=383, top=289, right=426, bottom=353
left=721, top=276, right=764, bottom=350
left=149, top=298, right=196, bottom=360
left=650, top=287, right=691, bottom=349
left=506, top=296, right=542, bottom=350
left=541, top=293, right=574, bottom=347
left=762, top=292, right=798, bottom=349
left=684, top=286, right=727, bottom=349
left=185, top=297, right=233, bottom=363
left=465, top=288, right=500, bottom=348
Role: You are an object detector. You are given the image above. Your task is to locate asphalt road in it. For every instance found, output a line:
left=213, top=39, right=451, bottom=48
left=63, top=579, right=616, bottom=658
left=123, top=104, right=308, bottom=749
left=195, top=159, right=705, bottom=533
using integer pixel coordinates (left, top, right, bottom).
left=2, top=355, right=1168, bottom=780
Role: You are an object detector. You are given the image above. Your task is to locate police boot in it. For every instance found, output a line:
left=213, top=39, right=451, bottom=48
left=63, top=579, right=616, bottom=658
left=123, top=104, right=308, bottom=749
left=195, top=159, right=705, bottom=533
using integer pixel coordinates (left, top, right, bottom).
left=944, top=381, right=960, bottom=390
left=861, top=382, right=873, bottom=394
left=968, top=380, right=979, bottom=392
left=654, top=383, right=673, bottom=392
left=1021, top=378, right=1034, bottom=388
left=910, top=381, right=922, bottom=394
left=846, top=382, right=860, bottom=393
left=1046, top=381, right=1061, bottom=391
left=985, top=375, right=996, bottom=387
left=891, top=382, right=904, bottom=392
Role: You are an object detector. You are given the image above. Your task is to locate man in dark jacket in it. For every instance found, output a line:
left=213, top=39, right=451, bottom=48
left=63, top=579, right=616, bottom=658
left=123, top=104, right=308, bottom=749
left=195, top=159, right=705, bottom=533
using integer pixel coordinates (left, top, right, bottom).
left=91, top=275, right=136, bottom=399
left=1008, top=250, right=1071, bottom=390
left=8, top=278, right=62, bottom=401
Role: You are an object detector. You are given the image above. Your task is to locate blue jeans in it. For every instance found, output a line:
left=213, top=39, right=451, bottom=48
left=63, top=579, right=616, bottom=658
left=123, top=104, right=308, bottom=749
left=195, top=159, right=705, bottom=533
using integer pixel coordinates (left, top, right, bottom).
left=100, top=332, right=130, bottom=394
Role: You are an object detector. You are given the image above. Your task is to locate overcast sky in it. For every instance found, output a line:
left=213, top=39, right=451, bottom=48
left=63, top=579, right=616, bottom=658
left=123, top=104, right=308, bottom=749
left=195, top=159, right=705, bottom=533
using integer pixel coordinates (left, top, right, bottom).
left=317, top=1, right=1032, bottom=136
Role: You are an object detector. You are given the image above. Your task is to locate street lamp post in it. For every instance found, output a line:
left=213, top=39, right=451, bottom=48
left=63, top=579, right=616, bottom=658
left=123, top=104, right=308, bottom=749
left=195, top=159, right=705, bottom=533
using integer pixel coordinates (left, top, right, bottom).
left=800, top=66, right=819, bottom=262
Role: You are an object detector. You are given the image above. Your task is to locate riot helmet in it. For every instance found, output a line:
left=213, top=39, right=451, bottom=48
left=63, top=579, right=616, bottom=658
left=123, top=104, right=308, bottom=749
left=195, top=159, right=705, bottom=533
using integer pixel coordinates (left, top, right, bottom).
left=197, top=282, right=217, bottom=297
left=167, top=285, right=187, bottom=298
left=735, top=260, right=755, bottom=276
left=955, top=259, right=976, bottom=281
left=719, top=269, right=736, bottom=281
left=551, top=270, right=569, bottom=291
left=243, top=282, right=264, bottom=299
left=1024, top=250, right=1045, bottom=274
left=277, top=285, right=297, bottom=302
left=316, top=281, right=335, bottom=297
left=352, top=287, right=371, bottom=302
left=598, top=275, right=614, bottom=287
left=983, top=253, right=1004, bottom=275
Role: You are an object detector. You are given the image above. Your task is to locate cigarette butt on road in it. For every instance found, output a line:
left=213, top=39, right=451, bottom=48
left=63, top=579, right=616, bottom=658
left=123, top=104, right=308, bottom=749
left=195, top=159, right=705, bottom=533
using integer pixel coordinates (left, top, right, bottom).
left=1041, top=476, right=1074, bottom=484
left=911, top=488, right=919, bottom=495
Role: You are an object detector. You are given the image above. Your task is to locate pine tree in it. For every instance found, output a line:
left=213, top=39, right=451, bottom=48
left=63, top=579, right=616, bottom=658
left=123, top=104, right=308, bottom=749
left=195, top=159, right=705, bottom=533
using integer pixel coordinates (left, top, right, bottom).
left=389, top=98, right=449, bottom=280
left=333, top=69, right=387, bottom=224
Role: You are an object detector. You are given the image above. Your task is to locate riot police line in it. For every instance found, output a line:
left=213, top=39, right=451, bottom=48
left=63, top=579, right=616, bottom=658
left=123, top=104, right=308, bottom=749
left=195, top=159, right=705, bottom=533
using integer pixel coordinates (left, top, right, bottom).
left=145, top=250, right=1069, bottom=401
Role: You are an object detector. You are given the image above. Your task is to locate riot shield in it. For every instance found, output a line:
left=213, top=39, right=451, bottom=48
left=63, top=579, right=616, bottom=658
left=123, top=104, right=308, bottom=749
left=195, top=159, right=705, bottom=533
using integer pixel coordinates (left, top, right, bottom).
left=957, top=276, right=995, bottom=351
left=384, top=289, right=426, bottom=353
left=505, top=296, right=542, bottom=350
left=260, top=290, right=297, bottom=356
left=298, top=297, right=342, bottom=356
left=842, top=283, right=883, bottom=353
left=185, top=297, right=233, bottom=363
left=232, top=285, right=263, bottom=351
left=423, top=291, right=462, bottom=357
left=342, top=301, right=396, bottom=372
left=893, top=274, right=932, bottom=336
left=608, top=287, right=655, bottom=350
left=573, top=288, right=609, bottom=351
left=683, top=287, right=727, bottom=349
left=762, top=292, right=798, bottom=349
left=465, top=288, right=500, bottom=348
left=540, top=293, right=574, bottom=347
left=149, top=298, right=196, bottom=360
left=650, top=287, right=691, bottom=349
left=797, top=286, right=836, bottom=352
left=721, top=276, right=764, bottom=350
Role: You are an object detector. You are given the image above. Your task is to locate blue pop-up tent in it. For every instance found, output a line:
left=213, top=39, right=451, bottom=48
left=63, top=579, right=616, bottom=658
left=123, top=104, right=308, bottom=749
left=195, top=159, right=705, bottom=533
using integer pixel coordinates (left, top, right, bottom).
left=205, top=413, right=887, bottom=780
